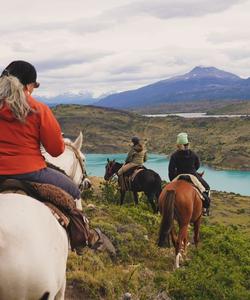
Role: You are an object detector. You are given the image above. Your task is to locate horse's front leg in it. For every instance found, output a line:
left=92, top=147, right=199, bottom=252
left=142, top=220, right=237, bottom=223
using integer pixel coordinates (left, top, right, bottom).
left=120, top=190, right=126, bottom=205
left=146, top=193, right=157, bottom=213
left=133, top=191, right=139, bottom=205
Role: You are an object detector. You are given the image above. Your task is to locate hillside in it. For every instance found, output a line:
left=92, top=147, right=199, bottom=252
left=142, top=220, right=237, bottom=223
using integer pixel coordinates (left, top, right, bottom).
left=96, top=66, right=250, bottom=109
left=53, top=105, right=250, bottom=170
left=207, top=101, right=250, bottom=115
left=65, top=177, right=250, bottom=300
left=133, top=100, right=250, bottom=114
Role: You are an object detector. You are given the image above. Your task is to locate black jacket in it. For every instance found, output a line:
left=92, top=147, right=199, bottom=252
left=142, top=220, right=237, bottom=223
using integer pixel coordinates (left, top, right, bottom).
left=168, top=149, right=200, bottom=181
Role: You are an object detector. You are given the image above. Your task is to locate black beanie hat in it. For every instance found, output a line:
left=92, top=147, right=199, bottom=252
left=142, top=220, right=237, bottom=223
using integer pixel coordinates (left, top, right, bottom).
left=1, top=60, right=39, bottom=88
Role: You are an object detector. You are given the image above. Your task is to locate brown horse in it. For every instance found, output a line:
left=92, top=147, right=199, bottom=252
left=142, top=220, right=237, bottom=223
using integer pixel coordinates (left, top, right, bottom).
left=158, top=179, right=203, bottom=268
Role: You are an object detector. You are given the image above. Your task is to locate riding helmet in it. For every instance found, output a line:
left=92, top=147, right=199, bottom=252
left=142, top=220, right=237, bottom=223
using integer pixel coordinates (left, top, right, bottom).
left=1, top=60, right=40, bottom=88
left=131, top=136, right=140, bottom=145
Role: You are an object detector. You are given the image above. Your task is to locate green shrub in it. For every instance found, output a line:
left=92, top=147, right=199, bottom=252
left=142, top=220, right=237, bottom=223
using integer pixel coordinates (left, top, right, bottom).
left=167, top=225, right=250, bottom=300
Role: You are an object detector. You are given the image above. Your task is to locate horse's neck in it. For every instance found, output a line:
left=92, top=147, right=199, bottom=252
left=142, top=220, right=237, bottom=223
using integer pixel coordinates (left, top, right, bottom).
left=43, top=149, right=72, bottom=174
left=114, top=162, right=122, bottom=173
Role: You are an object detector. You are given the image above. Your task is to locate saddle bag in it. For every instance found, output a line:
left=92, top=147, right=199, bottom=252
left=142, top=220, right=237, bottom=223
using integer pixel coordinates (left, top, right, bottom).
left=67, top=209, right=90, bottom=250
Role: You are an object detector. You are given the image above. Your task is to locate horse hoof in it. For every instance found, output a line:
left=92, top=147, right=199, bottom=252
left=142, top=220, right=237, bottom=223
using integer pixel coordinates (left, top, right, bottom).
left=175, top=253, right=182, bottom=268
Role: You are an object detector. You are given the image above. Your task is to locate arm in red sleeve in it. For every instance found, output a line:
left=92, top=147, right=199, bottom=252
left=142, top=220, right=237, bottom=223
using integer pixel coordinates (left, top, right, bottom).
left=39, top=104, right=65, bottom=157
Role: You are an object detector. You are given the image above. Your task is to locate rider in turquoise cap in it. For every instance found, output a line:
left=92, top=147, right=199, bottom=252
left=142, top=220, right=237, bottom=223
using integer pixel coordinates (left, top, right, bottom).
left=168, top=132, right=211, bottom=216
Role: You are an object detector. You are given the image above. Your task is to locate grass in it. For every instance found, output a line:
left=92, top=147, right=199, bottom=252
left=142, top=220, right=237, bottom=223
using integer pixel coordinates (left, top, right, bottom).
left=65, top=178, right=250, bottom=299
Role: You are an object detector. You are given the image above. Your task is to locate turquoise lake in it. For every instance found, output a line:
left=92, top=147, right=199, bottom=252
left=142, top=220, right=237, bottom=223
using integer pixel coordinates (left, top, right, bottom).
left=85, top=153, right=250, bottom=196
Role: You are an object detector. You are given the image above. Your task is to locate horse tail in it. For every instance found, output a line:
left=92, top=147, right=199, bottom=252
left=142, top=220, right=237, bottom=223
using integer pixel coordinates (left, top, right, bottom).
left=39, top=292, right=50, bottom=300
left=158, top=190, right=175, bottom=248
left=155, top=180, right=162, bottom=199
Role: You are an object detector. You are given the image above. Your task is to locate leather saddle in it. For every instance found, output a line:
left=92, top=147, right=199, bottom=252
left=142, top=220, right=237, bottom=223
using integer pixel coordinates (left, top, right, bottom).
left=121, top=166, right=146, bottom=190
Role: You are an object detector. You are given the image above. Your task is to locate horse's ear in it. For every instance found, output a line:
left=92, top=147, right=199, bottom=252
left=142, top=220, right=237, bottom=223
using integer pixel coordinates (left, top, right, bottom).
left=73, top=132, right=83, bottom=150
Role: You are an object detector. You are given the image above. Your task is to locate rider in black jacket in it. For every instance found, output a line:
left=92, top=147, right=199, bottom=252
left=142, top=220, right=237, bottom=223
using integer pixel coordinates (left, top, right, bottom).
left=168, top=132, right=211, bottom=215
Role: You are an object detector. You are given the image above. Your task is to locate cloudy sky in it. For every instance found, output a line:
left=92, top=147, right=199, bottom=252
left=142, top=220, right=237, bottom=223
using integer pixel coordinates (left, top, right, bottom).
left=1, top=0, right=250, bottom=98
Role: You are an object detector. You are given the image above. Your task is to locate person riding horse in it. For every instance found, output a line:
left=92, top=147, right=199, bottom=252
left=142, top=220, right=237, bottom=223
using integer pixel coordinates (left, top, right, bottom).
left=118, top=136, right=147, bottom=189
left=168, top=132, right=211, bottom=216
left=0, top=60, right=81, bottom=201
left=0, top=61, right=114, bottom=256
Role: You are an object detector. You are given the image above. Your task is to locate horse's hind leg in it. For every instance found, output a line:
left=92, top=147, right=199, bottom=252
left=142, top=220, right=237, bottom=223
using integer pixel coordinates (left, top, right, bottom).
left=175, top=224, right=189, bottom=268
left=55, top=277, right=66, bottom=300
left=193, top=217, right=201, bottom=247
left=170, top=226, right=177, bottom=248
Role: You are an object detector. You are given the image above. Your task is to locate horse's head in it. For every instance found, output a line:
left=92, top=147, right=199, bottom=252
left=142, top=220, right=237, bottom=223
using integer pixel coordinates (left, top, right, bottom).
left=197, top=171, right=204, bottom=177
left=104, top=158, right=118, bottom=180
left=42, top=132, right=91, bottom=191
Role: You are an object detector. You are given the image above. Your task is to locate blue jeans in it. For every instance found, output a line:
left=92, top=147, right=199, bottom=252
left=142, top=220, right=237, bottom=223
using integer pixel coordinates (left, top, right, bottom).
left=1, top=168, right=80, bottom=199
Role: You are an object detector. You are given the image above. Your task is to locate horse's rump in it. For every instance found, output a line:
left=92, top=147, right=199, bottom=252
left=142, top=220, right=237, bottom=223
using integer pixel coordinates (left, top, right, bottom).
left=0, top=179, right=90, bottom=249
left=133, top=168, right=162, bottom=190
left=0, top=194, right=68, bottom=299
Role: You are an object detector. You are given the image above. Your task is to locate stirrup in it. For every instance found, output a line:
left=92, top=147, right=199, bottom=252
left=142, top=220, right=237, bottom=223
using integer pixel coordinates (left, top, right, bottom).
left=202, top=208, right=210, bottom=216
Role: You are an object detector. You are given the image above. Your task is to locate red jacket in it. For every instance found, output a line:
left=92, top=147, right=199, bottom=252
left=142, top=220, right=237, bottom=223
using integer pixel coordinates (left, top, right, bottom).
left=0, top=95, right=65, bottom=174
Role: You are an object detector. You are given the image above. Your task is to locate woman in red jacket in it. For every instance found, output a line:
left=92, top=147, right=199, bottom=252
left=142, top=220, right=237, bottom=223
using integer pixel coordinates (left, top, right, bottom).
left=0, top=60, right=80, bottom=200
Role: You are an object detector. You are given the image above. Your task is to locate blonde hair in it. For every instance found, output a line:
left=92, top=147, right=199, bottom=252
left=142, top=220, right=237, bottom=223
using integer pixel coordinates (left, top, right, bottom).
left=0, top=75, right=33, bottom=122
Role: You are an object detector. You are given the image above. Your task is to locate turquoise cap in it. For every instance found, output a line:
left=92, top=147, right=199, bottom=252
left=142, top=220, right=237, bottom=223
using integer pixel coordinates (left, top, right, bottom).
left=177, top=132, right=189, bottom=145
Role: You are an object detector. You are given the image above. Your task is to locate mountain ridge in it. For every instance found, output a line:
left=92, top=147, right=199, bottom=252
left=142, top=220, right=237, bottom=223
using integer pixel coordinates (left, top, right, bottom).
left=96, top=66, right=250, bottom=109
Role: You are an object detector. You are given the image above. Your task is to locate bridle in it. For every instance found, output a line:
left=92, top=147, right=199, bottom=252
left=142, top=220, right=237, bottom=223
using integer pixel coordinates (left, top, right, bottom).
left=105, top=161, right=116, bottom=180
left=63, top=142, right=87, bottom=192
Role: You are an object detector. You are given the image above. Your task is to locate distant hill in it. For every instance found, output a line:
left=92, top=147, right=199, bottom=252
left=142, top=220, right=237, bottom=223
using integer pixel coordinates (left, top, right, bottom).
left=53, top=105, right=250, bottom=170
left=207, top=101, right=250, bottom=115
left=96, top=66, right=250, bottom=109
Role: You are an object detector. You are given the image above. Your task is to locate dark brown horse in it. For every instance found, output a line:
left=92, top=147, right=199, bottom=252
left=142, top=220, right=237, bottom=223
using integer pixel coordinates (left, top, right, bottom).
left=104, top=159, right=162, bottom=213
left=158, top=179, right=203, bottom=268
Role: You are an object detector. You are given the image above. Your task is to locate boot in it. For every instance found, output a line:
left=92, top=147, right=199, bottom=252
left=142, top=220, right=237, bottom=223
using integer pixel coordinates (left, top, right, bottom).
left=202, top=190, right=211, bottom=216
left=119, top=175, right=126, bottom=191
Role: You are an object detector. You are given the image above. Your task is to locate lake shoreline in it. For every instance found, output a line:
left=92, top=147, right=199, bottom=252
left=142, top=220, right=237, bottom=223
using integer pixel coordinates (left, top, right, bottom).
left=143, top=112, right=249, bottom=118
left=86, top=153, right=250, bottom=196
left=85, top=151, right=250, bottom=172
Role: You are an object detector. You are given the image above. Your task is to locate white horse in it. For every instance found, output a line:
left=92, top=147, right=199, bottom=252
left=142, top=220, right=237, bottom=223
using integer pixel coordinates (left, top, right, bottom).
left=0, top=132, right=90, bottom=300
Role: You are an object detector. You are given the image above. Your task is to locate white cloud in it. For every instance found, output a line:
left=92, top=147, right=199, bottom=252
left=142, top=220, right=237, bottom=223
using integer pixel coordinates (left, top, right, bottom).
left=0, top=0, right=250, bottom=97
left=104, top=0, right=247, bottom=20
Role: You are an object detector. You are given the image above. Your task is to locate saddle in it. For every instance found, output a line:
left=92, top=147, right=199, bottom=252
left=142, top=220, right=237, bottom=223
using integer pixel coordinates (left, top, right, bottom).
left=0, top=179, right=89, bottom=250
left=175, top=174, right=205, bottom=200
left=121, top=166, right=145, bottom=190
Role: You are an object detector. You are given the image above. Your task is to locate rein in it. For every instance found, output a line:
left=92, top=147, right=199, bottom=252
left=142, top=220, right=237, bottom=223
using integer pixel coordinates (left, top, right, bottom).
left=106, top=162, right=121, bottom=180
left=65, top=142, right=87, bottom=191
left=46, top=162, right=67, bottom=175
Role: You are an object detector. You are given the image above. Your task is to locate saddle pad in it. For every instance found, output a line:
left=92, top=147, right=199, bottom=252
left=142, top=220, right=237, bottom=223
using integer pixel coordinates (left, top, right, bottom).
left=0, top=179, right=71, bottom=228
left=44, top=202, right=70, bottom=228
left=174, top=174, right=205, bottom=200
